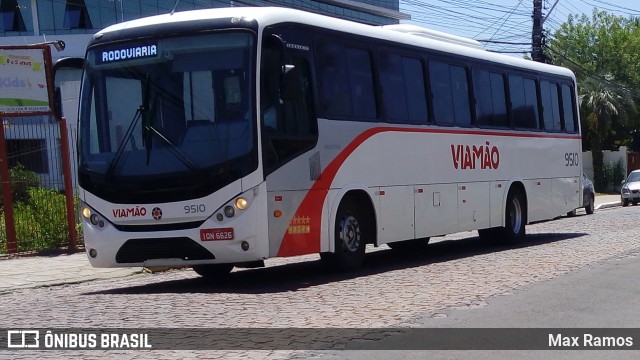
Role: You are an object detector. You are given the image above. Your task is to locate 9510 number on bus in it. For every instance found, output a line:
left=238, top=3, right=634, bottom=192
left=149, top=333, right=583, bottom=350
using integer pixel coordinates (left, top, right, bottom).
left=565, top=152, right=579, bottom=167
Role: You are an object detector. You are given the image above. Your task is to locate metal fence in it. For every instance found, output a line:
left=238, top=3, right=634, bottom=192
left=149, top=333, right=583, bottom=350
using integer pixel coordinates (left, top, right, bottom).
left=0, top=116, right=79, bottom=254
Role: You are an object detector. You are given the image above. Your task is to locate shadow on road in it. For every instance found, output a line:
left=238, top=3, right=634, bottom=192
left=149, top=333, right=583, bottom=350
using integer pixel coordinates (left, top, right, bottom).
left=85, top=232, right=586, bottom=296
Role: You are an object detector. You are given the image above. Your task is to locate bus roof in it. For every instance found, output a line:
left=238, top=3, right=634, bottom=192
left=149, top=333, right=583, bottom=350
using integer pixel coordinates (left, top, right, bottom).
left=95, top=6, right=575, bottom=79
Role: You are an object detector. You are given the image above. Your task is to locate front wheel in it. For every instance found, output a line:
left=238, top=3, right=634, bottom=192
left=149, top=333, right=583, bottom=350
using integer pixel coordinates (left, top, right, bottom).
left=622, top=199, right=629, bottom=207
left=321, top=198, right=368, bottom=272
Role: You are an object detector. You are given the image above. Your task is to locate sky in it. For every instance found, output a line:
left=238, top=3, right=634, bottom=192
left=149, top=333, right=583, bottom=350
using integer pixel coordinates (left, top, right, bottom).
left=399, top=0, right=640, bottom=54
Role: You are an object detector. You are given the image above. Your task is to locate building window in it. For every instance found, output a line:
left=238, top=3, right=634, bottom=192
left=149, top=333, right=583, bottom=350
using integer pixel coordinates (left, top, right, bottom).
left=64, top=0, right=92, bottom=29
left=7, top=139, right=49, bottom=174
left=0, top=0, right=26, bottom=32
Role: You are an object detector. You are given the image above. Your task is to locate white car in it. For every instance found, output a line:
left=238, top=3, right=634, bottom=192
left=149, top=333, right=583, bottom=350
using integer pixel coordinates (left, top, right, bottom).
left=621, top=169, right=640, bottom=207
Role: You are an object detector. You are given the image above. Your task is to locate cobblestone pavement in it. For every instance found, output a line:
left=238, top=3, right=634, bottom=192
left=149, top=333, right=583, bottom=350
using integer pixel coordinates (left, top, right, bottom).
left=1, top=205, right=638, bottom=359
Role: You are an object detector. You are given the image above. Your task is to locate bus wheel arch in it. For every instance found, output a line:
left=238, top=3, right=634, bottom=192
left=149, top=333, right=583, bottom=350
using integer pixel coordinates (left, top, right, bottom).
left=321, top=190, right=376, bottom=271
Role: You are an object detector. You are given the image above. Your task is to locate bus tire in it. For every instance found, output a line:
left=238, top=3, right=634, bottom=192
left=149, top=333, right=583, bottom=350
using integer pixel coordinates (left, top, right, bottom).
left=192, top=263, right=234, bottom=279
left=500, top=187, right=526, bottom=242
left=387, top=237, right=430, bottom=251
left=322, top=197, right=367, bottom=272
left=585, top=194, right=595, bottom=215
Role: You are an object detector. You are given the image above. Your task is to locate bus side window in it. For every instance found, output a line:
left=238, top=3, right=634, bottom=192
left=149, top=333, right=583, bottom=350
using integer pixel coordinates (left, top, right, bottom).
left=429, top=60, right=471, bottom=127
left=509, top=75, right=540, bottom=129
left=379, top=51, right=428, bottom=125
left=540, top=79, right=562, bottom=132
left=317, top=41, right=376, bottom=120
left=473, top=68, right=508, bottom=128
left=561, top=84, right=577, bottom=133
left=317, top=42, right=351, bottom=118
left=276, top=57, right=317, bottom=160
left=261, top=45, right=317, bottom=172
left=345, top=47, right=377, bottom=120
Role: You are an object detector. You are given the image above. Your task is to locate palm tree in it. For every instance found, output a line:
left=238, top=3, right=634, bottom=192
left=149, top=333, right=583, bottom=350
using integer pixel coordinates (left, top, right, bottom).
left=579, top=77, right=630, bottom=192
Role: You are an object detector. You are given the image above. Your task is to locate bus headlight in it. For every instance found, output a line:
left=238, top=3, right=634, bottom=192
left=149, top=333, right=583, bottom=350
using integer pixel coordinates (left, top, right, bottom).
left=235, top=197, right=248, bottom=210
left=214, top=190, right=256, bottom=222
left=80, top=204, right=106, bottom=229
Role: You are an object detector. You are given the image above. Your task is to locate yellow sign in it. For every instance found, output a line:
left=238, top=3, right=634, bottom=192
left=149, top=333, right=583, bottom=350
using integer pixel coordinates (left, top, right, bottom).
left=288, top=216, right=311, bottom=234
left=0, top=47, right=52, bottom=114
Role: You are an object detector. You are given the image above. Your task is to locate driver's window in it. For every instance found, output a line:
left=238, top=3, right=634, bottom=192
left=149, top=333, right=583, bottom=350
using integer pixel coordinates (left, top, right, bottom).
left=260, top=47, right=317, bottom=173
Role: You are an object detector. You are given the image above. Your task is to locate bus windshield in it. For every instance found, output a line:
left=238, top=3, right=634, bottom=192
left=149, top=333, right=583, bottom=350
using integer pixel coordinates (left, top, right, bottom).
left=78, top=32, right=257, bottom=203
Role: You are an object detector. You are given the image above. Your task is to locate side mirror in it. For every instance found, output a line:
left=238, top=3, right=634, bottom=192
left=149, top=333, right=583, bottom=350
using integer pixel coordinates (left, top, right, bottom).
left=281, top=64, right=300, bottom=101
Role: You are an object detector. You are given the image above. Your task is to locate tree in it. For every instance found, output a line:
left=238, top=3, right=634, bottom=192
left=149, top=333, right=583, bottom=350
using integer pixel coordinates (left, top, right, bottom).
left=579, top=77, right=631, bottom=191
left=547, top=9, right=640, bottom=190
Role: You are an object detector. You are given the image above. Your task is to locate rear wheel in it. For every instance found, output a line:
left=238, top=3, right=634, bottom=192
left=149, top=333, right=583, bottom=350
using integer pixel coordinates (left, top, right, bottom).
left=321, top=198, right=368, bottom=272
left=192, top=264, right=234, bottom=279
left=500, top=188, right=526, bottom=243
left=585, top=194, right=595, bottom=215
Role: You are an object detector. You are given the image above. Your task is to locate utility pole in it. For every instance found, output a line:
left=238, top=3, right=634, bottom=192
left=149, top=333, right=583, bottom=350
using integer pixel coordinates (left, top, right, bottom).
left=532, top=0, right=545, bottom=62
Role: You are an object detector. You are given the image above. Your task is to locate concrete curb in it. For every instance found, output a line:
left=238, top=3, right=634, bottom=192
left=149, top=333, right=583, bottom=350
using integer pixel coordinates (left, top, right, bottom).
left=595, top=201, right=621, bottom=210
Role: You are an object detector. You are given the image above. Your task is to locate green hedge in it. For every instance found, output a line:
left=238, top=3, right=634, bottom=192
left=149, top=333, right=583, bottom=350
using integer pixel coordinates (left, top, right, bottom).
left=0, top=187, right=81, bottom=253
left=0, top=163, right=40, bottom=206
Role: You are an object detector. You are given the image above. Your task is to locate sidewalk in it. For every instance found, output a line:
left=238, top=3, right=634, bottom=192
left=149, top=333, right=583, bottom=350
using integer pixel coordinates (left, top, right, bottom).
left=0, top=194, right=623, bottom=293
left=0, top=252, right=142, bottom=293
left=593, top=194, right=621, bottom=210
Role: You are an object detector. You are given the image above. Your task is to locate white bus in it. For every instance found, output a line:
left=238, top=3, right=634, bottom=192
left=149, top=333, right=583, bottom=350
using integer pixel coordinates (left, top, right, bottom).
left=78, top=7, right=583, bottom=278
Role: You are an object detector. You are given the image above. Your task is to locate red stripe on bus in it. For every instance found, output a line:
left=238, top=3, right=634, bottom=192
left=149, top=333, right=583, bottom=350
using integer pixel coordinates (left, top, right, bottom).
left=276, top=126, right=581, bottom=257
left=277, top=127, right=383, bottom=256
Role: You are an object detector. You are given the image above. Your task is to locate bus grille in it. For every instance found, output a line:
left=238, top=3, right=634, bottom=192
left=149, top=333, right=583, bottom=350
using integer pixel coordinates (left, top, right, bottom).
left=115, top=237, right=215, bottom=263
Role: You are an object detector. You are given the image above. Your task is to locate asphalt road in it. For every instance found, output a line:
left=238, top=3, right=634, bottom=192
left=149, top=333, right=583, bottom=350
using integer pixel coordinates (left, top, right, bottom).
left=1, top=204, right=639, bottom=359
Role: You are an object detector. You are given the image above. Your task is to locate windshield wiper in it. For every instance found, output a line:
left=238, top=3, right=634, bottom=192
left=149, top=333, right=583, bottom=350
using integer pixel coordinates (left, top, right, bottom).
left=105, top=73, right=209, bottom=180
left=105, top=74, right=151, bottom=179
left=144, top=124, right=200, bottom=173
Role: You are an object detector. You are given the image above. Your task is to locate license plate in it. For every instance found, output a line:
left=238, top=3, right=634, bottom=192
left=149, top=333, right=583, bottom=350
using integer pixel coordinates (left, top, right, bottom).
left=200, top=228, right=234, bottom=241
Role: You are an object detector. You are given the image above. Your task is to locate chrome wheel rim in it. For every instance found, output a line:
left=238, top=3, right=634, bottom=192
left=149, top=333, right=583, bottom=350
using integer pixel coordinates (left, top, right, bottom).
left=339, top=215, right=361, bottom=253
